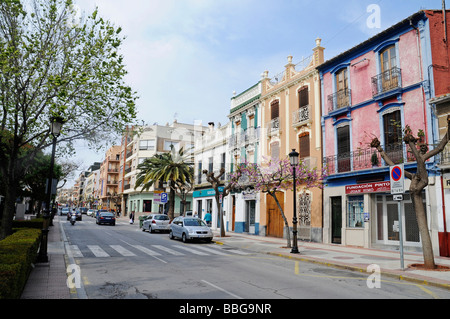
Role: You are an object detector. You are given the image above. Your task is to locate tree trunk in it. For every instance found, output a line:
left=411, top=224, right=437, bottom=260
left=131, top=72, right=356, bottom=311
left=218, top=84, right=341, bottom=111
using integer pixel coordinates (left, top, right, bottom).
left=271, top=192, right=291, bottom=248
left=412, top=190, right=436, bottom=269
left=0, top=182, right=17, bottom=240
left=168, top=182, right=176, bottom=220
left=215, top=193, right=226, bottom=237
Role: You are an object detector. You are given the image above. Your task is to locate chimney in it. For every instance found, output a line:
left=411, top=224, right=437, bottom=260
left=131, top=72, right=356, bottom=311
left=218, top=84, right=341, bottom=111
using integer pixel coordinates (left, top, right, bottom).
left=208, top=122, right=215, bottom=131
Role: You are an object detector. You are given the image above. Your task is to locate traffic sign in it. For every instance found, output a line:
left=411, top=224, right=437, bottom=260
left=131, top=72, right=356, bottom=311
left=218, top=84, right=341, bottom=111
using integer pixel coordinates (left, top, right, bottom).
left=160, top=192, right=168, bottom=203
left=390, top=164, right=404, bottom=194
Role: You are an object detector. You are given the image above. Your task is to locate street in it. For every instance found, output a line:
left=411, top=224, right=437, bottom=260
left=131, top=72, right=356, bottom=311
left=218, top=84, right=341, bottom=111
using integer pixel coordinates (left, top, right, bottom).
left=62, top=215, right=450, bottom=300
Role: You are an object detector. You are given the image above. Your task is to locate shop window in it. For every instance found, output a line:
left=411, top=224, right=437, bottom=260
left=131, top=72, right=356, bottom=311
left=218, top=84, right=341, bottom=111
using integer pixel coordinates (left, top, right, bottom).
left=347, top=196, right=364, bottom=228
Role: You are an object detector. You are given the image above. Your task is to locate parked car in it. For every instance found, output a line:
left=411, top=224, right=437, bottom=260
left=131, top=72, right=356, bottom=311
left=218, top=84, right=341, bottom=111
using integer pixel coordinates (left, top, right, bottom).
left=61, top=207, right=70, bottom=216
left=169, top=217, right=213, bottom=243
left=87, top=209, right=96, bottom=217
left=142, top=214, right=170, bottom=233
left=96, top=212, right=116, bottom=226
left=67, top=209, right=82, bottom=221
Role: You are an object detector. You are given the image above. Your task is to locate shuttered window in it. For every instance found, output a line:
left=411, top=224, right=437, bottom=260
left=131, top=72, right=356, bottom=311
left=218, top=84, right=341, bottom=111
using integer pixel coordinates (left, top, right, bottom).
left=299, top=133, right=310, bottom=158
left=298, top=86, right=309, bottom=107
left=271, top=100, right=279, bottom=120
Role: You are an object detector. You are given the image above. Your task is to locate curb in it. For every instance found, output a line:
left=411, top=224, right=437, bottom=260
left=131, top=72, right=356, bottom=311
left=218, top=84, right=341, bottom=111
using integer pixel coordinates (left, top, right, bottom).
left=266, top=251, right=450, bottom=291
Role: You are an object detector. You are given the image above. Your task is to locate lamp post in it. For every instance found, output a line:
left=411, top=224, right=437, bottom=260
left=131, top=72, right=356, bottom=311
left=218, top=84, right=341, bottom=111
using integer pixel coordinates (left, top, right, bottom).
left=289, top=149, right=300, bottom=254
left=37, top=116, right=64, bottom=263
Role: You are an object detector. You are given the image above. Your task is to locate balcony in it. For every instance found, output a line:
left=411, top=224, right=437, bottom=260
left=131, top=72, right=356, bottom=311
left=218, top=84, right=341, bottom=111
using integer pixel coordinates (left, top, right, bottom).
left=323, top=144, right=411, bottom=175
left=292, top=105, right=311, bottom=127
left=371, top=67, right=402, bottom=97
left=327, top=89, right=351, bottom=114
left=266, top=118, right=280, bottom=138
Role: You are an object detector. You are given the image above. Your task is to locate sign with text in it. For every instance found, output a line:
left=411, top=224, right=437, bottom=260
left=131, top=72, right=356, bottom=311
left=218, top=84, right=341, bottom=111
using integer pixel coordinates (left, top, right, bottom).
left=390, top=164, right=404, bottom=194
left=345, top=181, right=390, bottom=194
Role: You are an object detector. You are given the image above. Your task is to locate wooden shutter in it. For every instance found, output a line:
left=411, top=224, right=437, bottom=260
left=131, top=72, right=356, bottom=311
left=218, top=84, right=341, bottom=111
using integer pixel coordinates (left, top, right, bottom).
left=299, top=86, right=309, bottom=107
left=271, top=100, right=279, bottom=119
left=299, top=133, right=310, bottom=158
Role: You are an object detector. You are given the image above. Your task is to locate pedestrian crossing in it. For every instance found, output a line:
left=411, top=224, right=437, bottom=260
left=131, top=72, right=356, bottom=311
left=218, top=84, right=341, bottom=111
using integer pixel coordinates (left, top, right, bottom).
left=67, top=243, right=250, bottom=259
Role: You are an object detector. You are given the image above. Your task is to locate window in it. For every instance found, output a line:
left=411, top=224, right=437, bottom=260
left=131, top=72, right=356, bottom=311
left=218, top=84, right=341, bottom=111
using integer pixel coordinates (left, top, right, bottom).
left=270, top=142, right=280, bottom=160
left=298, top=86, right=309, bottom=107
left=383, top=110, right=402, bottom=163
left=298, top=192, right=311, bottom=226
left=336, top=68, right=350, bottom=108
left=337, top=125, right=350, bottom=172
left=271, top=100, right=279, bottom=119
left=380, top=45, right=399, bottom=91
left=139, top=140, right=155, bottom=150
left=208, top=157, right=213, bottom=173
left=299, top=132, right=310, bottom=159
left=220, top=153, right=226, bottom=181
left=164, top=140, right=179, bottom=151
left=347, top=196, right=364, bottom=228
left=197, top=161, right=202, bottom=184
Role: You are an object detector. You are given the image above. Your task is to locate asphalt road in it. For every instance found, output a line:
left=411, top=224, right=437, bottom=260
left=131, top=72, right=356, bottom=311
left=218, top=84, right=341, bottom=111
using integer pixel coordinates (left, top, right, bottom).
left=62, top=215, right=450, bottom=300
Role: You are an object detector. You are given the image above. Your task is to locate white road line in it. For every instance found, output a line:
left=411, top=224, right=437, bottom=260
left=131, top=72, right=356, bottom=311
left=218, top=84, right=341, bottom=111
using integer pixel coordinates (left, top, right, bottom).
left=132, top=245, right=162, bottom=256
left=201, top=280, right=243, bottom=299
left=70, top=245, right=84, bottom=258
left=87, top=245, right=110, bottom=257
left=110, top=245, right=136, bottom=257
left=152, top=245, right=185, bottom=256
left=174, top=245, right=210, bottom=256
left=194, top=245, right=229, bottom=255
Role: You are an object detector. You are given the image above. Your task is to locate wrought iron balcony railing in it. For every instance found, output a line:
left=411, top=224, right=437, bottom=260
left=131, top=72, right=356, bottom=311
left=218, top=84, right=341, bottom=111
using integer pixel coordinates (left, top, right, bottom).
left=323, top=144, right=412, bottom=175
left=292, top=105, right=311, bottom=127
left=327, top=89, right=351, bottom=113
left=371, top=67, right=402, bottom=96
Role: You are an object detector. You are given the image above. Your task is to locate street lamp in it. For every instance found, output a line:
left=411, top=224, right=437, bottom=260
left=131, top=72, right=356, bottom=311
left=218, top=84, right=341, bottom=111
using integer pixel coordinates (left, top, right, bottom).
left=37, top=116, right=64, bottom=263
left=289, top=149, right=300, bottom=254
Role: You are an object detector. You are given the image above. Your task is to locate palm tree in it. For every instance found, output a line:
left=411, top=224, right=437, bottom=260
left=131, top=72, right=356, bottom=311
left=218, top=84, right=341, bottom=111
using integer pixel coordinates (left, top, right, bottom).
left=135, top=146, right=193, bottom=220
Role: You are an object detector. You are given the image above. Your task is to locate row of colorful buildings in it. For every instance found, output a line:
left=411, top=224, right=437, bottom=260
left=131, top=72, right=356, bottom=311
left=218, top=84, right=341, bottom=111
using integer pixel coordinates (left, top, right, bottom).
left=59, top=10, right=450, bottom=258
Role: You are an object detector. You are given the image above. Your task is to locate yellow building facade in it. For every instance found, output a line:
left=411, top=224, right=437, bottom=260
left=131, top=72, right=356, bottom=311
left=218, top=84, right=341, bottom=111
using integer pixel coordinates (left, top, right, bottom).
left=258, top=39, right=325, bottom=241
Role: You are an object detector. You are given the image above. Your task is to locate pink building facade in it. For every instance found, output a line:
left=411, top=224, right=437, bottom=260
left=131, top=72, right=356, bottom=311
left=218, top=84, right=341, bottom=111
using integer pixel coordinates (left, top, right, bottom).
left=319, top=11, right=446, bottom=256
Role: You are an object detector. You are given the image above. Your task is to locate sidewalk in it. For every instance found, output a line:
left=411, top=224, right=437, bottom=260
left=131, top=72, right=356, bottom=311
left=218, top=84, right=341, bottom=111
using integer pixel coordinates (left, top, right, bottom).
left=212, top=230, right=450, bottom=290
left=21, top=215, right=72, bottom=299
left=20, top=216, right=450, bottom=299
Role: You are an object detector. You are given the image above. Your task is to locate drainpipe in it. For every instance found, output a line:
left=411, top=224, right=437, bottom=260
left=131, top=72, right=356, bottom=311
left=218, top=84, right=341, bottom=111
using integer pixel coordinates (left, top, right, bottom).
left=441, top=175, right=449, bottom=256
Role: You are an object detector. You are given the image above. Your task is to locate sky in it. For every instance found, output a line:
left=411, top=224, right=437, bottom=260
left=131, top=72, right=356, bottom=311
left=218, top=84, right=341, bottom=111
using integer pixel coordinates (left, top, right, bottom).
left=64, top=0, right=447, bottom=187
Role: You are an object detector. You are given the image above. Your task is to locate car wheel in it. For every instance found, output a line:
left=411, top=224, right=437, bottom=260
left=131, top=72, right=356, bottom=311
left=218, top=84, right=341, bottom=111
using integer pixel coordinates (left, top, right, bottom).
left=169, top=230, right=174, bottom=240
left=182, top=233, right=188, bottom=243
left=149, top=226, right=154, bottom=233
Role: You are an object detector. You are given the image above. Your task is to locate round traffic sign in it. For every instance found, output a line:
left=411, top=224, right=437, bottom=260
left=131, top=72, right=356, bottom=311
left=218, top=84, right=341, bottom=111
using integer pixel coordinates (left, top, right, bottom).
left=391, top=166, right=402, bottom=181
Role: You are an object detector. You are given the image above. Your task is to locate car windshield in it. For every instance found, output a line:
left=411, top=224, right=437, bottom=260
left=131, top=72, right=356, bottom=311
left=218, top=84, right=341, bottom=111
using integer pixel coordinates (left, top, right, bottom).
left=154, top=215, right=169, bottom=220
left=184, top=218, right=206, bottom=227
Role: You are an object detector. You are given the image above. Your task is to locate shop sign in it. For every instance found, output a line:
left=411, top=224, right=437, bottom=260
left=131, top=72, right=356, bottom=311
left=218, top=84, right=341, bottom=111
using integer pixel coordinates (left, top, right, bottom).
left=345, top=181, right=390, bottom=194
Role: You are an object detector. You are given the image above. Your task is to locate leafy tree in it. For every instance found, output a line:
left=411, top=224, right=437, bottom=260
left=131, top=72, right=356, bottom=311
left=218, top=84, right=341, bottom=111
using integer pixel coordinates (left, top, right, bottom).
left=242, top=157, right=326, bottom=248
left=135, top=147, right=193, bottom=220
left=370, top=118, right=450, bottom=269
left=0, top=0, right=138, bottom=239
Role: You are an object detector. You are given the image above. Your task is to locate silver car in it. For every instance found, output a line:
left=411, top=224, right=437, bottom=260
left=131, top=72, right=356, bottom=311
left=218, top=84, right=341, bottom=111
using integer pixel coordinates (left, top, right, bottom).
left=142, top=214, right=170, bottom=233
left=169, top=217, right=213, bottom=243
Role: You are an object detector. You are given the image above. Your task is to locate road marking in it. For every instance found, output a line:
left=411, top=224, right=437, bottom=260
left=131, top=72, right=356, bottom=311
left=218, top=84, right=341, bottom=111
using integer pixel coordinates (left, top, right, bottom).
left=201, top=280, right=243, bottom=299
left=132, top=245, right=162, bottom=256
left=87, top=245, right=110, bottom=257
left=195, top=245, right=229, bottom=255
left=70, top=245, right=84, bottom=258
left=152, top=245, right=185, bottom=256
left=174, top=245, right=209, bottom=255
left=110, top=245, right=136, bottom=257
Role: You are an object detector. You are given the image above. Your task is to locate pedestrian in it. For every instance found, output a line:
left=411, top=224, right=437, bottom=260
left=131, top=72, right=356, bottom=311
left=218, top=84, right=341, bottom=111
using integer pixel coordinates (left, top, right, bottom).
left=204, top=211, right=212, bottom=227
left=129, top=211, right=134, bottom=224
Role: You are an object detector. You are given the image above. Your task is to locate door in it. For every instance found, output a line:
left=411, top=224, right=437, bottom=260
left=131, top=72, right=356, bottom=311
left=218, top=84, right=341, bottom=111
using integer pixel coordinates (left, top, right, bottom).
left=266, top=192, right=284, bottom=238
left=231, top=195, right=236, bottom=231
left=331, top=197, right=342, bottom=244
left=337, top=126, right=351, bottom=172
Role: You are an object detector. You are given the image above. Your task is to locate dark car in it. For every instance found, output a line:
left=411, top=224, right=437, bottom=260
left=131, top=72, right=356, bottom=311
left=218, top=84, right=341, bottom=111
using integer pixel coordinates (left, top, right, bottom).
left=67, top=209, right=82, bottom=221
left=95, top=209, right=109, bottom=219
left=96, top=212, right=116, bottom=226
